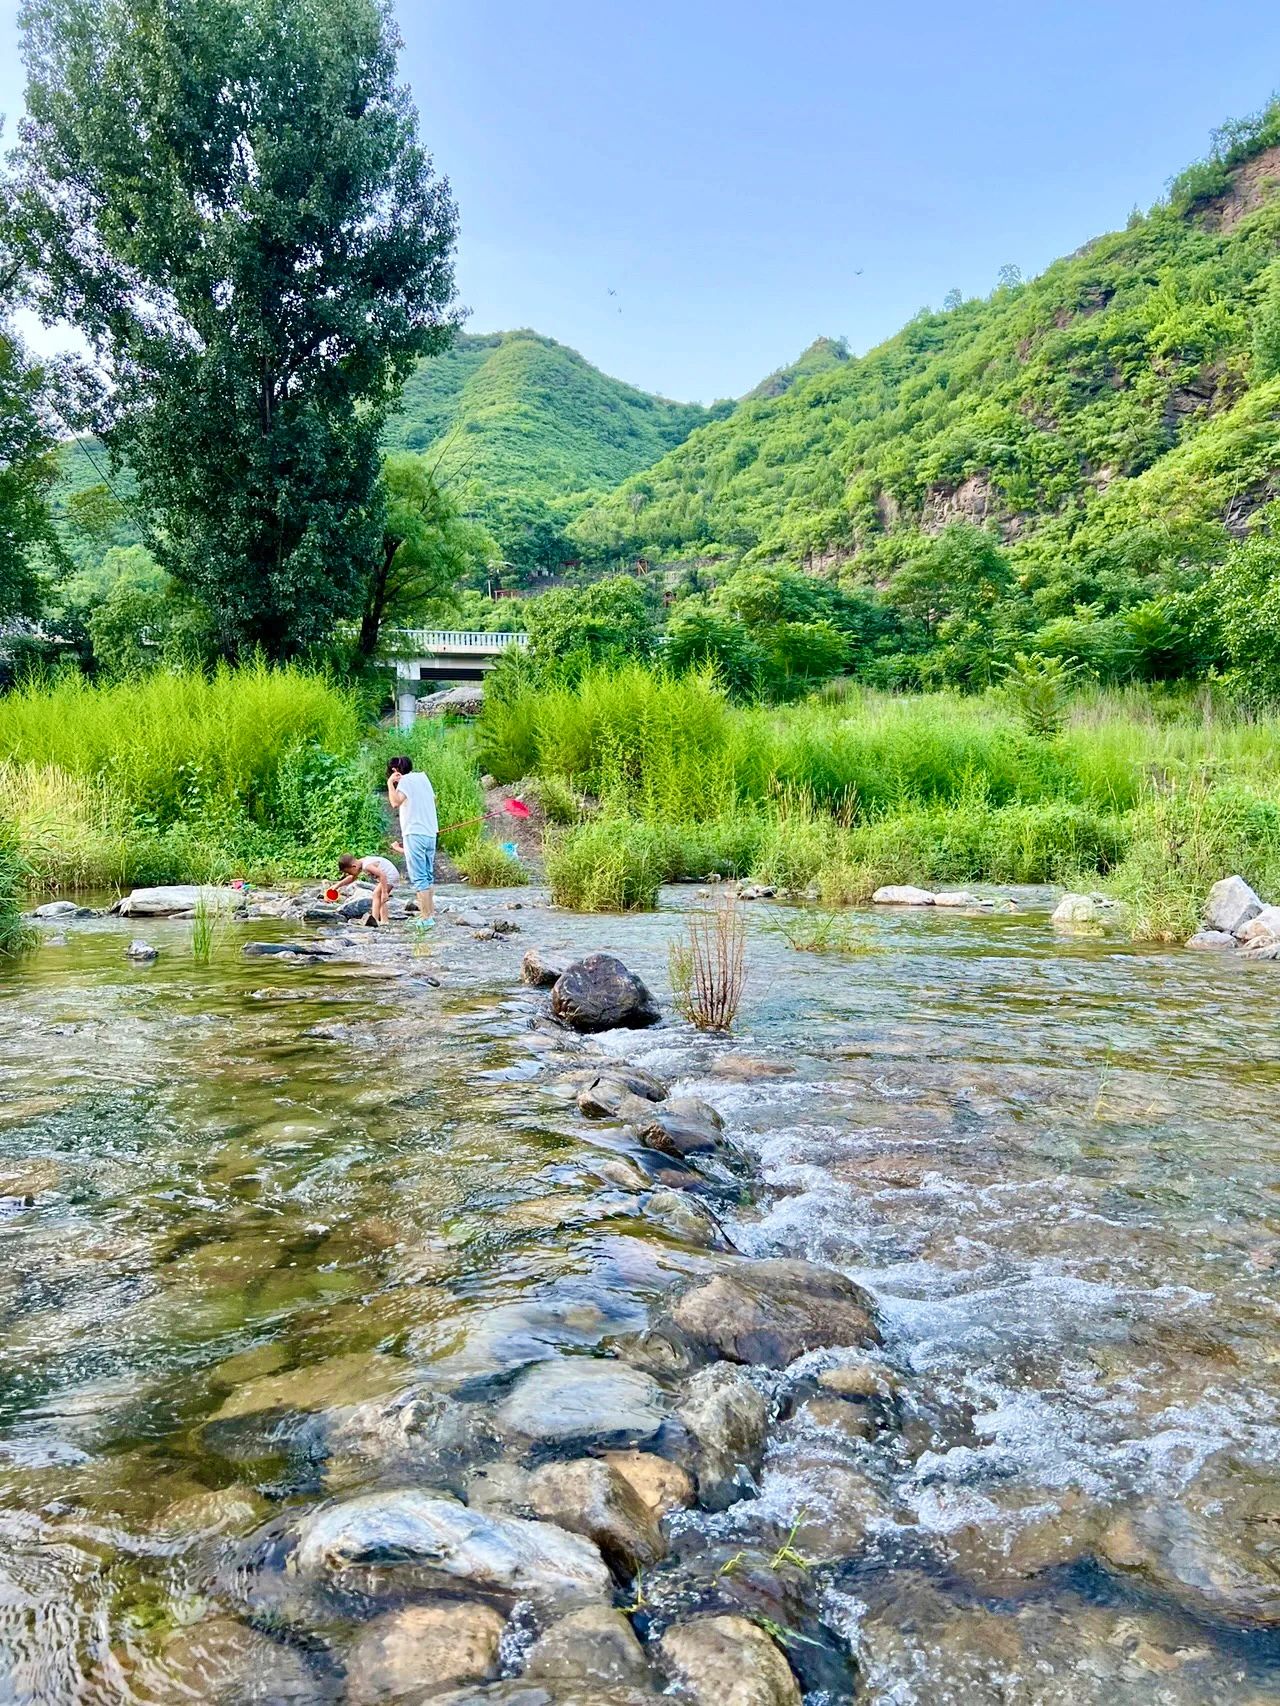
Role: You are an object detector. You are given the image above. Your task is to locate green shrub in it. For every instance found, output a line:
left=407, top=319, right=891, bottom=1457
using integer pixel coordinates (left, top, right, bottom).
left=0, top=822, right=34, bottom=957
left=454, top=838, right=528, bottom=887
left=545, top=818, right=664, bottom=911
left=367, top=722, right=483, bottom=854
left=1108, top=781, right=1280, bottom=940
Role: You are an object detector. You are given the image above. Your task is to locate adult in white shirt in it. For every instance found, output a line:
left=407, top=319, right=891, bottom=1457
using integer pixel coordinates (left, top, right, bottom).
left=386, top=755, right=438, bottom=926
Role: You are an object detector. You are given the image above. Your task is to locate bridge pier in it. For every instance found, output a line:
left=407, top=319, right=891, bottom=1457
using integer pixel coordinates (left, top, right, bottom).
left=396, top=688, right=419, bottom=732
left=382, top=629, right=530, bottom=729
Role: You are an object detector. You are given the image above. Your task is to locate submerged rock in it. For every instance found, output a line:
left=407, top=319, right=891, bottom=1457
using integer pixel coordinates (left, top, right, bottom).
left=524, top=1606, right=649, bottom=1688
left=152, top=1617, right=319, bottom=1701
left=291, top=1489, right=611, bottom=1603
left=660, top=1614, right=801, bottom=1706
left=669, top=1258, right=881, bottom=1369
left=496, top=1359, right=669, bottom=1446
left=677, top=1363, right=769, bottom=1511
left=1098, top=1460, right=1280, bottom=1626
left=126, top=939, right=158, bottom=962
left=1186, top=929, right=1237, bottom=951
left=872, top=885, right=935, bottom=906
left=634, top=1108, right=721, bottom=1159
left=344, top=1601, right=507, bottom=1703
left=550, top=955, right=661, bottom=1032
left=470, top=1457, right=666, bottom=1576
left=1204, top=874, right=1263, bottom=936
left=1051, top=892, right=1102, bottom=928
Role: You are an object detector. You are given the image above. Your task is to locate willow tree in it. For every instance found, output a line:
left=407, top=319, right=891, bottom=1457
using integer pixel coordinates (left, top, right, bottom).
left=5, top=0, right=458, bottom=657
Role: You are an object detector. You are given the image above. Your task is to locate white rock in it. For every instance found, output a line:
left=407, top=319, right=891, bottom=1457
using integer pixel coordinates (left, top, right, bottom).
left=1186, top=930, right=1237, bottom=952
left=1238, top=904, right=1280, bottom=944
left=291, top=1489, right=610, bottom=1603
left=932, top=891, right=986, bottom=908
left=114, top=885, right=243, bottom=918
left=34, top=900, right=83, bottom=918
left=1051, top=893, right=1101, bottom=928
left=1204, top=875, right=1262, bottom=937
left=126, top=940, right=159, bottom=962
left=871, top=885, right=935, bottom=906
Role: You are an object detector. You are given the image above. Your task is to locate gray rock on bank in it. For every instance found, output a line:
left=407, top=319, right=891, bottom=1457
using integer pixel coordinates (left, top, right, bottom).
left=1203, top=874, right=1263, bottom=936
left=1186, top=929, right=1238, bottom=951
left=550, top=954, right=661, bottom=1032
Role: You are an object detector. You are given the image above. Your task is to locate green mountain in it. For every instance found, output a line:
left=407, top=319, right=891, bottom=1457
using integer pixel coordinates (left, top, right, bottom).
left=383, top=330, right=728, bottom=575
left=572, top=106, right=1280, bottom=629
left=743, top=335, right=851, bottom=402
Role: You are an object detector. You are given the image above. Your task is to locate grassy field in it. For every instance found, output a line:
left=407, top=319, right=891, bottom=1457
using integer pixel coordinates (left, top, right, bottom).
left=479, top=667, right=1280, bottom=937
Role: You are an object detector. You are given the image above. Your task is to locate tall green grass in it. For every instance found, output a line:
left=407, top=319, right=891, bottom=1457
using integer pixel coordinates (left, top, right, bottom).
left=0, top=821, right=34, bottom=957
left=0, top=664, right=379, bottom=890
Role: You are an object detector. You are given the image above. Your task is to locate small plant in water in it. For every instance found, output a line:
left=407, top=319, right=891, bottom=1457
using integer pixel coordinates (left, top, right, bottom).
left=769, top=1511, right=814, bottom=1573
left=190, top=891, right=220, bottom=963
left=669, top=895, right=747, bottom=1031
left=749, top=1613, right=824, bottom=1651
left=767, top=906, right=870, bottom=955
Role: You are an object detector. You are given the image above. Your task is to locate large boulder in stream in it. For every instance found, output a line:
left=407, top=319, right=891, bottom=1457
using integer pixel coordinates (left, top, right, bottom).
left=668, top=1258, right=881, bottom=1369
left=291, top=1488, right=611, bottom=1605
left=1203, top=874, right=1263, bottom=936
left=550, top=955, right=661, bottom=1032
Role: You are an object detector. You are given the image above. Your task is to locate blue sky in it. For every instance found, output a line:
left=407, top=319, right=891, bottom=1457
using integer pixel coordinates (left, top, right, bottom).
left=3, top=0, right=1280, bottom=401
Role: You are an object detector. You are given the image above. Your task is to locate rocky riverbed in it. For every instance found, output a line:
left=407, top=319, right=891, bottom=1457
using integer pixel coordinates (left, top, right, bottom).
left=1, top=886, right=1278, bottom=1703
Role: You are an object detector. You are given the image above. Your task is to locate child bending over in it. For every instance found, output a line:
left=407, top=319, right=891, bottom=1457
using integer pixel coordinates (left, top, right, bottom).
left=335, top=852, right=400, bottom=927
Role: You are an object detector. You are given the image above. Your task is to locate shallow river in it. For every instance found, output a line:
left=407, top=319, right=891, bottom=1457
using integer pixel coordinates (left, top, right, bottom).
left=0, top=889, right=1277, bottom=1703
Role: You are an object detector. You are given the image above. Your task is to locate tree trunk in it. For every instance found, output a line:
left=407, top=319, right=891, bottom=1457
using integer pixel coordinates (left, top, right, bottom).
left=358, top=537, right=398, bottom=660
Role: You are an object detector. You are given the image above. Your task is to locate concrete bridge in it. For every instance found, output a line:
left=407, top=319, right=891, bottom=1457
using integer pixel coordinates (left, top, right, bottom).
left=386, top=628, right=529, bottom=727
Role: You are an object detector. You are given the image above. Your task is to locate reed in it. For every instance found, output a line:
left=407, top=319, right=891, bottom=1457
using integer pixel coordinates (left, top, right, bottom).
left=669, top=896, right=747, bottom=1030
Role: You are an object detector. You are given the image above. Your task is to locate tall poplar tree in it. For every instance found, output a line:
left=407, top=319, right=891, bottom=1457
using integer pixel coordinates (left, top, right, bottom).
left=5, top=0, right=459, bottom=656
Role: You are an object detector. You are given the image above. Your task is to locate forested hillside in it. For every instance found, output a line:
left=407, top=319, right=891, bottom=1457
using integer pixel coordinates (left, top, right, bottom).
left=381, top=330, right=728, bottom=576
left=571, top=107, right=1280, bottom=656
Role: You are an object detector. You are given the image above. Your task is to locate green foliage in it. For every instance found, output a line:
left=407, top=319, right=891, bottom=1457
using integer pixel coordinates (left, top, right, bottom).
left=0, top=320, right=58, bottom=620
left=365, top=720, right=483, bottom=855
left=0, top=663, right=377, bottom=884
left=1000, top=652, right=1082, bottom=737
left=766, top=907, right=870, bottom=954
left=0, top=820, right=35, bottom=956
left=383, top=331, right=723, bottom=576
left=357, top=454, right=496, bottom=658
left=523, top=578, right=656, bottom=671
left=567, top=104, right=1280, bottom=696
left=1109, top=779, right=1280, bottom=940
left=8, top=0, right=458, bottom=657
left=545, top=817, right=664, bottom=911
left=1188, top=529, right=1280, bottom=691
left=453, top=837, right=528, bottom=887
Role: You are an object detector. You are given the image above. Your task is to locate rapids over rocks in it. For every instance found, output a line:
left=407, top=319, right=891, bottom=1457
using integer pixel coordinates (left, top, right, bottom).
left=1, top=886, right=1278, bottom=1703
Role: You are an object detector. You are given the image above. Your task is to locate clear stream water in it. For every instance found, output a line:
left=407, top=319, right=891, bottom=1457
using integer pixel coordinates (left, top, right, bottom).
left=0, top=890, right=1277, bottom=1703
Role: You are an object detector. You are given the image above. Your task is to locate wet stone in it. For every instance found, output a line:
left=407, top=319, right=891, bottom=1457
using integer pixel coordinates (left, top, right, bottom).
left=660, top=1614, right=801, bottom=1706
left=578, top=1079, right=658, bottom=1123
left=634, top=1109, right=720, bottom=1159
left=344, top=1601, right=507, bottom=1703
left=524, top=1606, right=649, bottom=1689
left=152, top=1617, right=319, bottom=1702
left=669, top=1258, right=881, bottom=1369
left=602, top=1451, right=694, bottom=1520
left=872, top=885, right=935, bottom=906
left=550, top=955, right=661, bottom=1032
left=792, top=1395, right=877, bottom=1445
left=290, top=1489, right=611, bottom=1605
left=126, top=939, right=158, bottom=962
left=677, top=1363, right=770, bottom=1511
left=495, top=1359, right=669, bottom=1446
left=1186, top=929, right=1238, bottom=951
left=469, top=1456, right=666, bottom=1577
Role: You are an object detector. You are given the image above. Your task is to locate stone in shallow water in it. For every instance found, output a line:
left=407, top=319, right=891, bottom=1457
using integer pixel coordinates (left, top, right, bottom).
left=872, top=885, right=935, bottom=906
left=550, top=955, right=661, bottom=1032
left=115, top=884, right=242, bottom=917
left=152, top=1617, right=319, bottom=1702
left=524, top=1605, right=650, bottom=1688
left=602, top=1450, right=694, bottom=1519
left=468, top=1456, right=665, bottom=1577
left=152, top=1485, right=269, bottom=1543
left=344, top=1601, right=507, bottom=1703
left=495, top=1359, right=669, bottom=1446
left=1186, top=929, right=1237, bottom=951
left=1051, top=892, right=1102, bottom=928
left=670, top=1258, right=881, bottom=1369
left=291, top=1489, right=611, bottom=1604
left=126, top=939, right=158, bottom=962
left=634, top=1109, right=720, bottom=1158
left=577, top=1079, right=659, bottom=1122
left=677, top=1363, right=769, bottom=1511
left=660, top=1614, right=801, bottom=1706
left=1098, top=1458, right=1280, bottom=1627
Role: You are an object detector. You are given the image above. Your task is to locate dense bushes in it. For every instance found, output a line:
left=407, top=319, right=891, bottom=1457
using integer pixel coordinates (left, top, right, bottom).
left=0, top=664, right=380, bottom=889
left=0, top=821, right=33, bottom=956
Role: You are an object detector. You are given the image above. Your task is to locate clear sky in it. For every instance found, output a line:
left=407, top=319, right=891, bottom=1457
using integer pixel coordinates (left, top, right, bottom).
left=3, top=0, right=1280, bottom=402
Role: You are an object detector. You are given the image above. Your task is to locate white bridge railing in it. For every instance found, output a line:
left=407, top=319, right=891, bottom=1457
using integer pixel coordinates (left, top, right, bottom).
left=390, top=629, right=529, bottom=655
